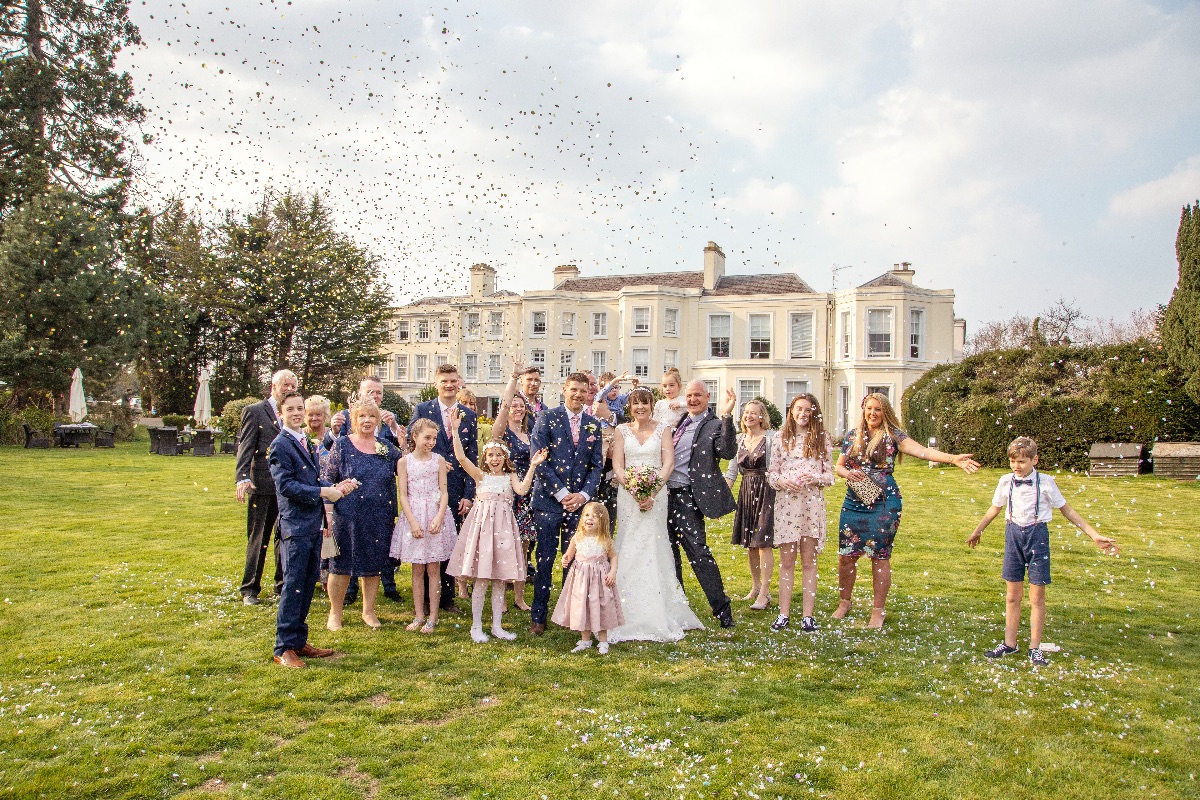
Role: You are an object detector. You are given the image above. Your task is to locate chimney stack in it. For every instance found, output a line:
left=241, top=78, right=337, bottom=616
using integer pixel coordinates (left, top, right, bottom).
left=469, top=263, right=496, bottom=298
left=703, top=242, right=726, bottom=291
left=890, top=261, right=916, bottom=284
left=553, top=264, right=581, bottom=287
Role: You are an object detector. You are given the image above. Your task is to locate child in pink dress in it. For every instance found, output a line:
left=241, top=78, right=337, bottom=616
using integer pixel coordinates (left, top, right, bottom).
left=445, top=407, right=548, bottom=643
left=552, top=502, right=623, bottom=655
left=391, top=418, right=458, bottom=633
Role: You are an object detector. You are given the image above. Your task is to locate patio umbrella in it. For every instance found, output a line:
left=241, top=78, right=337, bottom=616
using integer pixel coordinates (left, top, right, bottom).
left=68, top=368, right=87, bottom=422
left=193, top=368, right=213, bottom=428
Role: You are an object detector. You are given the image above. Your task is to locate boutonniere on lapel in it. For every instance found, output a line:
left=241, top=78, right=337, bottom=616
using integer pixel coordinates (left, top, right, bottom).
left=583, top=422, right=598, bottom=443
left=309, top=436, right=321, bottom=451
left=374, top=441, right=388, bottom=457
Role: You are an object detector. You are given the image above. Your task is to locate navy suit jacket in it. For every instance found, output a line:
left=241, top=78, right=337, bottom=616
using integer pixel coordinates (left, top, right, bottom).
left=268, top=430, right=331, bottom=540
left=530, top=405, right=605, bottom=514
left=410, top=400, right=477, bottom=505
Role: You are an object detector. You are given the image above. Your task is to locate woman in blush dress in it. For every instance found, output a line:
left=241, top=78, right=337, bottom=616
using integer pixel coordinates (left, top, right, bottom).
left=724, top=399, right=776, bottom=611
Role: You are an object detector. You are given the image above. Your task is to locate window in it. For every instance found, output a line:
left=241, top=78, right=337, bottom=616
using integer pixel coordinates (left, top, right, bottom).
left=839, top=385, right=851, bottom=434
left=785, top=380, right=810, bottom=406
left=663, top=349, right=678, bottom=371
left=704, top=380, right=718, bottom=414
left=749, top=314, right=771, bottom=359
left=488, top=354, right=503, bottom=382
left=867, top=309, right=892, bottom=357
left=393, top=355, right=408, bottom=380
left=592, top=312, right=608, bottom=338
left=592, top=350, right=607, bottom=376
left=464, top=312, right=481, bottom=339
left=530, top=349, right=546, bottom=371
left=632, top=348, right=650, bottom=378
left=840, top=311, right=851, bottom=359
left=664, top=308, right=679, bottom=336
left=865, top=385, right=892, bottom=402
left=487, top=311, right=504, bottom=339
left=909, top=309, right=924, bottom=359
left=708, top=314, right=731, bottom=358
left=561, top=312, right=576, bottom=337
left=416, top=319, right=430, bottom=341
left=434, top=355, right=448, bottom=368
left=395, top=320, right=409, bottom=342
left=633, top=307, right=651, bottom=335
left=414, top=355, right=429, bottom=382
left=375, top=363, right=388, bottom=381
left=789, top=312, right=814, bottom=359
left=738, top=379, right=763, bottom=416
left=559, top=350, right=575, bottom=378
left=464, top=353, right=479, bottom=381
left=531, top=311, right=547, bottom=336
left=437, top=318, right=451, bottom=340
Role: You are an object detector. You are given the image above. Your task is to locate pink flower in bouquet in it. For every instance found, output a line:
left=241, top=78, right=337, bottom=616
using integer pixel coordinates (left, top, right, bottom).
left=624, top=465, right=661, bottom=503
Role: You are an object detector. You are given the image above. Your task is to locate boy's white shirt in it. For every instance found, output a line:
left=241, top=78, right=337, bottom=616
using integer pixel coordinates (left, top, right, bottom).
left=992, top=471, right=1066, bottom=525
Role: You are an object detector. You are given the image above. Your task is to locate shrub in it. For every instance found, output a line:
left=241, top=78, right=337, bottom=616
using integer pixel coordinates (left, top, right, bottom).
left=160, top=414, right=189, bottom=429
left=754, top=396, right=784, bottom=430
left=381, top=390, right=412, bottom=425
left=219, top=396, right=261, bottom=438
left=417, top=385, right=438, bottom=402
left=901, top=340, right=1200, bottom=470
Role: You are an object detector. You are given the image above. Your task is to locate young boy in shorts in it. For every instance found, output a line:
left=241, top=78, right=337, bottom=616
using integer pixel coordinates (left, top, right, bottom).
left=968, top=436, right=1118, bottom=665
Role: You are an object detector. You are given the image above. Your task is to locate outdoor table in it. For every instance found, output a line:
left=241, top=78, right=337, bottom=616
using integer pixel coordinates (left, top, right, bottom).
left=55, top=423, right=98, bottom=447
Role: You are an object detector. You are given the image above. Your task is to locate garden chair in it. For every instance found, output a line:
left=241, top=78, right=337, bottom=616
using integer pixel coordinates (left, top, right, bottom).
left=94, top=426, right=116, bottom=448
left=23, top=423, right=51, bottom=449
left=191, top=430, right=214, bottom=456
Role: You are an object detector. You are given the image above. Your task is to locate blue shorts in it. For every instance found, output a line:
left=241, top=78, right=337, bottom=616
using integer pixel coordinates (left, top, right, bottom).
left=1002, top=521, right=1051, bottom=585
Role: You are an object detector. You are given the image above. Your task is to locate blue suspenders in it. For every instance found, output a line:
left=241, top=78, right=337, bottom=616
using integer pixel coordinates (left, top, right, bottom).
left=1006, top=470, right=1039, bottom=524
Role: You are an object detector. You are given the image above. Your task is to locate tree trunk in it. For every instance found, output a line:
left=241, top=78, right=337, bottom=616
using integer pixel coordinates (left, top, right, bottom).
left=24, top=0, right=45, bottom=141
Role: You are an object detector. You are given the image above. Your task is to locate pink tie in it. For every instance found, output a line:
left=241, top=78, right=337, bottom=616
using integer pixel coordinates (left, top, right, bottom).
left=442, top=407, right=452, bottom=436
left=570, top=414, right=580, bottom=446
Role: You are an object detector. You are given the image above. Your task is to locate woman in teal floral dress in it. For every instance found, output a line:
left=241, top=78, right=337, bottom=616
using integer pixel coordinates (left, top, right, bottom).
left=833, top=393, right=979, bottom=628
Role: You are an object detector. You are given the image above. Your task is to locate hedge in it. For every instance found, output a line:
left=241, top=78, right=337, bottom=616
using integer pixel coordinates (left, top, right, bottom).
left=901, top=340, right=1200, bottom=471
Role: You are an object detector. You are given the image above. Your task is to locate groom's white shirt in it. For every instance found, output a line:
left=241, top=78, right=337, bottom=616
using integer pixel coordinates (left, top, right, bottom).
left=667, top=411, right=704, bottom=488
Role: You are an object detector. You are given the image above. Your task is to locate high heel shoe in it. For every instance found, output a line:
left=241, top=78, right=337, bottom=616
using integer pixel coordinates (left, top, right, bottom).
left=405, top=618, right=425, bottom=632
left=749, top=594, right=771, bottom=611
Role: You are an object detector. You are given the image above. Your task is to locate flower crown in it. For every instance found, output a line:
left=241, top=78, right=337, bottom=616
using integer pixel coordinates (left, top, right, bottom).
left=482, top=441, right=510, bottom=458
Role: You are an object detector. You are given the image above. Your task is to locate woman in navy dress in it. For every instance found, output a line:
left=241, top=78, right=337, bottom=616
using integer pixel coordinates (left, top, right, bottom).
left=321, top=400, right=402, bottom=630
left=833, top=393, right=978, bottom=628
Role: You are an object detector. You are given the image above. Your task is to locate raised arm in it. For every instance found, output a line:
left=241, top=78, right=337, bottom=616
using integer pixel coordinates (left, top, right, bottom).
left=494, top=355, right=525, bottom=435
left=897, top=436, right=980, bottom=473
left=514, top=448, right=548, bottom=496
left=446, top=407, right=484, bottom=482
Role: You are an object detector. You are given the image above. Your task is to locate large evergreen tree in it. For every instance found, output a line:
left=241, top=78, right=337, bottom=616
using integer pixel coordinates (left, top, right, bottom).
left=0, top=0, right=146, bottom=219
left=0, top=188, right=144, bottom=405
left=1161, top=202, right=1200, bottom=403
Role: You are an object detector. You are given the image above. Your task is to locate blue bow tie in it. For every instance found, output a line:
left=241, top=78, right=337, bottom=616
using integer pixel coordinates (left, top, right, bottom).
left=1013, top=478, right=1034, bottom=486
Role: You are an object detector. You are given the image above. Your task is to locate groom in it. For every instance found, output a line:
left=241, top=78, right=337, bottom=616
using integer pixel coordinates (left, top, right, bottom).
left=528, top=372, right=605, bottom=635
left=666, top=380, right=738, bottom=628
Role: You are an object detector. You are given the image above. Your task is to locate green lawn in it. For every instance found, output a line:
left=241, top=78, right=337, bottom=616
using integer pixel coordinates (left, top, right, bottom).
left=0, top=444, right=1196, bottom=799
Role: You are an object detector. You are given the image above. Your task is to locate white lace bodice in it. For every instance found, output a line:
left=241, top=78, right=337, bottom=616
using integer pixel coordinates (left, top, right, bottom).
left=478, top=473, right=513, bottom=497
left=619, top=423, right=665, bottom=470
left=575, top=535, right=610, bottom=559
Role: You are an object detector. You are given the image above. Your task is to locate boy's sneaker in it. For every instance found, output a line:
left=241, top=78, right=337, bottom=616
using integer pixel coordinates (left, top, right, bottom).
left=1028, top=648, right=1048, bottom=666
left=985, top=642, right=1019, bottom=659
left=770, top=615, right=789, bottom=631
left=800, top=616, right=819, bottom=633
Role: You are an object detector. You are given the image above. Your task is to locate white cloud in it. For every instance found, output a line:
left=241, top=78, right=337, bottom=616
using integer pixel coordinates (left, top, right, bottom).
left=1109, top=155, right=1200, bottom=218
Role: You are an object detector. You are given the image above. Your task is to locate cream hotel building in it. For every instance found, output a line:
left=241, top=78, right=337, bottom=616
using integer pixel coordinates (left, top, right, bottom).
left=377, top=242, right=965, bottom=435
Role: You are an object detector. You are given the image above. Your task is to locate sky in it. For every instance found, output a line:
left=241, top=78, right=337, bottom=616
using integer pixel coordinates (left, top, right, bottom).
left=122, top=0, right=1200, bottom=329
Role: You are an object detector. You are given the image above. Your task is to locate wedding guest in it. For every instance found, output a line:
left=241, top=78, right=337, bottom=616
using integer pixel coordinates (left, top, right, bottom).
left=494, top=361, right=538, bottom=610
left=653, top=367, right=686, bottom=427
left=596, top=372, right=636, bottom=423
left=724, top=398, right=776, bottom=611
left=411, top=363, right=477, bottom=611
left=834, top=393, right=979, bottom=628
left=332, top=375, right=407, bottom=603
left=321, top=399, right=403, bottom=630
left=304, top=394, right=336, bottom=593
left=235, top=368, right=296, bottom=605
left=446, top=407, right=547, bottom=643
left=666, top=382, right=738, bottom=628
left=553, top=502, right=623, bottom=655
left=516, top=365, right=546, bottom=417
left=268, top=390, right=355, bottom=668
left=456, top=388, right=478, bottom=414
left=391, top=418, right=458, bottom=633
left=766, top=394, right=834, bottom=632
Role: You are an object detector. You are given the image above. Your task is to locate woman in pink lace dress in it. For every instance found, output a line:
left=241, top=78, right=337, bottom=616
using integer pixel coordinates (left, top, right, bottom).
left=766, top=393, right=834, bottom=633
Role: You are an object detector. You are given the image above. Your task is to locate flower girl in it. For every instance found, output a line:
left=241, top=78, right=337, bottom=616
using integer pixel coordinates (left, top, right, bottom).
left=552, top=502, right=623, bottom=654
left=445, top=407, right=548, bottom=643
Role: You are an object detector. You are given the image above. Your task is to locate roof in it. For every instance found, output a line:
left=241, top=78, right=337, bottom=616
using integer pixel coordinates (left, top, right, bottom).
left=1088, top=443, right=1145, bottom=458
left=555, top=270, right=815, bottom=294
left=405, top=289, right=520, bottom=307
left=858, top=273, right=914, bottom=289
left=1150, top=442, right=1200, bottom=457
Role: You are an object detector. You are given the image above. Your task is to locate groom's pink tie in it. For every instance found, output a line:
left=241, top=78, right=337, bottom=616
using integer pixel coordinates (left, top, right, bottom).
left=570, top=414, right=580, bottom=446
left=442, top=406, right=452, bottom=436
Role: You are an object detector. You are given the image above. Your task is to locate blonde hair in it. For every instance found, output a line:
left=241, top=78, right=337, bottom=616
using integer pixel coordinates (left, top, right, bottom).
left=456, top=388, right=477, bottom=411
left=739, top=399, right=771, bottom=433
left=1007, top=436, right=1038, bottom=460
left=304, top=395, right=331, bottom=419
left=661, top=367, right=682, bottom=389
left=349, top=399, right=382, bottom=433
left=480, top=439, right=517, bottom=474
left=850, top=393, right=903, bottom=463
left=781, top=393, right=829, bottom=460
left=410, top=417, right=439, bottom=442
left=575, top=502, right=614, bottom=556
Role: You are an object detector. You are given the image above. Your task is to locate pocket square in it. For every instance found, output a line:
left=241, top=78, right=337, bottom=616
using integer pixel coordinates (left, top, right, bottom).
left=586, top=435, right=596, bottom=443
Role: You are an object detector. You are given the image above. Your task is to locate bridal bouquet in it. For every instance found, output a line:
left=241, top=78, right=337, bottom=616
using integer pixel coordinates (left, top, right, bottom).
left=624, top=465, right=662, bottom=502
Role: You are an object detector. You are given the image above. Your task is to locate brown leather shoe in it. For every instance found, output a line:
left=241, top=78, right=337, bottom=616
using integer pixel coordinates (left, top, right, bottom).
left=273, top=649, right=305, bottom=668
left=297, top=643, right=335, bottom=658
left=528, top=623, right=545, bottom=636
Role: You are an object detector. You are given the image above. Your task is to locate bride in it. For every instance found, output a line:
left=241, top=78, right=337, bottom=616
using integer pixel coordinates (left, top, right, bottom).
left=607, top=387, right=703, bottom=642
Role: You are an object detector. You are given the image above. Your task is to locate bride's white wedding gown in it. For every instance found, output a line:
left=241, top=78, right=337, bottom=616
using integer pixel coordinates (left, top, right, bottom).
left=607, top=422, right=703, bottom=643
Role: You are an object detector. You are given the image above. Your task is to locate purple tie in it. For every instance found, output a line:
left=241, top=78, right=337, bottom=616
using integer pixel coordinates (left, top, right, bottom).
left=673, top=414, right=692, bottom=445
